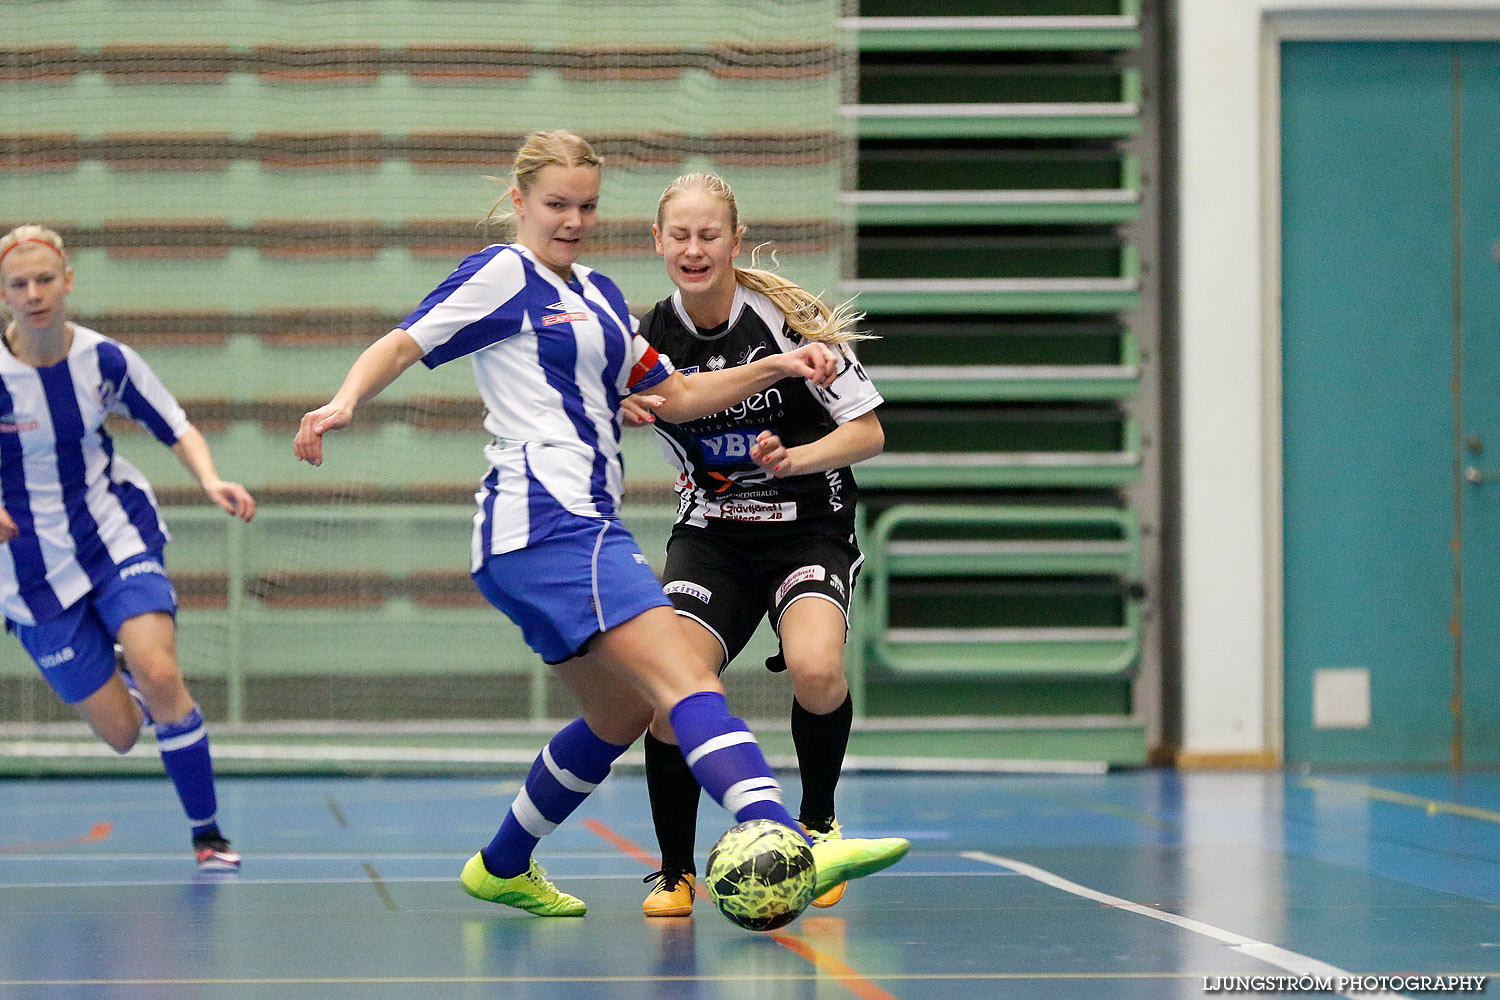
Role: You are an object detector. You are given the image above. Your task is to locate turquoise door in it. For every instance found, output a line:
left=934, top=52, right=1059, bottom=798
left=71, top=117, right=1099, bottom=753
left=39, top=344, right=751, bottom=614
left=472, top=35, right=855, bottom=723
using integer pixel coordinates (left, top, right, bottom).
left=1281, top=41, right=1500, bottom=765
left=1459, top=45, right=1500, bottom=763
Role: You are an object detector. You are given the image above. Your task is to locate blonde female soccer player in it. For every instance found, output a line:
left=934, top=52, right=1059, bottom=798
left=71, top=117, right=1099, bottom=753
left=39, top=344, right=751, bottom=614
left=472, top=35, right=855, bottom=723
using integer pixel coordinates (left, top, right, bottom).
left=293, top=130, right=907, bottom=917
left=0, top=224, right=254, bottom=870
left=624, top=172, right=884, bottom=916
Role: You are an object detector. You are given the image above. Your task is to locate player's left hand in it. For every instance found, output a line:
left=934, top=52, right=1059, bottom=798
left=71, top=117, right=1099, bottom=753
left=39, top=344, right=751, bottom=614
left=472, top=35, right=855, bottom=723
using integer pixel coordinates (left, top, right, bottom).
left=204, top=479, right=256, bottom=522
left=0, top=508, right=17, bottom=544
left=778, top=343, right=839, bottom=387
left=293, top=400, right=354, bottom=466
left=750, top=431, right=795, bottom=477
left=620, top=393, right=665, bottom=426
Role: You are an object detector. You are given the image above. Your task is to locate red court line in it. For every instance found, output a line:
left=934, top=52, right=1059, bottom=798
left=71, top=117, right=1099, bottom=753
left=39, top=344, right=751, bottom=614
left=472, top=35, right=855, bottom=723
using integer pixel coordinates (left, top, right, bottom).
left=0, top=821, right=113, bottom=853
left=585, top=818, right=897, bottom=1000
left=581, top=818, right=659, bottom=869
left=769, top=931, right=899, bottom=1000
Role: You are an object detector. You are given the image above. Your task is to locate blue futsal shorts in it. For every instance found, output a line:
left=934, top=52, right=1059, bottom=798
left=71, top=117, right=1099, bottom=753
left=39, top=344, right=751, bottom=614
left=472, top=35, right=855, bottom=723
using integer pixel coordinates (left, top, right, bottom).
left=11, top=552, right=179, bottom=704
left=472, top=514, right=672, bottom=664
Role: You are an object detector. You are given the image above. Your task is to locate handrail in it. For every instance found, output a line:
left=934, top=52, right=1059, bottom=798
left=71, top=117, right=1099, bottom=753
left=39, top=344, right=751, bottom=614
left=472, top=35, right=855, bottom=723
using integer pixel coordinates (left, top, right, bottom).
left=863, top=504, right=1143, bottom=679
left=153, top=503, right=678, bottom=724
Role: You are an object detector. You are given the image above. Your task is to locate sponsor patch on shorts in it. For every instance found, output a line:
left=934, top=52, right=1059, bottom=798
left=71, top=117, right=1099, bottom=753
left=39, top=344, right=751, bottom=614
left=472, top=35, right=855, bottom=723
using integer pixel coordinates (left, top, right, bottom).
left=703, top=497, right=796, bottom=523
left=774, top=565, right=826, bottom=605
left=37, top=646, right=76, bottom=670
left=665, top=580, right=712, bottom=604
left=119, top=560, right=166, bottom=581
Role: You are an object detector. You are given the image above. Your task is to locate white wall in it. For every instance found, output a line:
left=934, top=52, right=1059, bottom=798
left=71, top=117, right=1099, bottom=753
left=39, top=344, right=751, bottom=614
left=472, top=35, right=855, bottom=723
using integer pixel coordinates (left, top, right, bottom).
left=1175, top=0, right=1500, bottom=756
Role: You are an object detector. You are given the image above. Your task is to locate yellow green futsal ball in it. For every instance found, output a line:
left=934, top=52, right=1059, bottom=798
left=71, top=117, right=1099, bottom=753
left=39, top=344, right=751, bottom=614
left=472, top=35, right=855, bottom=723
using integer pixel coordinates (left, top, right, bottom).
left=704, top=819, right=816, bottom=931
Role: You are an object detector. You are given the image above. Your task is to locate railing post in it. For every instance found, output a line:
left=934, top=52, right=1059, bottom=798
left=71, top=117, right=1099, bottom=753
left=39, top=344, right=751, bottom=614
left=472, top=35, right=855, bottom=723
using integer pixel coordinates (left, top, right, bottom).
left=225, top=517, right=246, bottom=725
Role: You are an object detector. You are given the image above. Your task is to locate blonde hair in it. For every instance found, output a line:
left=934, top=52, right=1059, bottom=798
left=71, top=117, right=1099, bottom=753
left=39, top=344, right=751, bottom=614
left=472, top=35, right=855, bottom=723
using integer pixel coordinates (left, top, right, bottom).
left=482, top=130, right=603, bottom=231
left=656, top=171, right=868, bottom=347
left=0, top=224, right=67, bottom=272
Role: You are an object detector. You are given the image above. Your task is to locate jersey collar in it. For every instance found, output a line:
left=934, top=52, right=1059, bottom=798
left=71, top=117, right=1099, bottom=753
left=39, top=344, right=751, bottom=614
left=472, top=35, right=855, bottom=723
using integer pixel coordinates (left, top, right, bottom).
left=671, top=283, right=746, bottom=340
left=511, top=243, right=584, bottom=289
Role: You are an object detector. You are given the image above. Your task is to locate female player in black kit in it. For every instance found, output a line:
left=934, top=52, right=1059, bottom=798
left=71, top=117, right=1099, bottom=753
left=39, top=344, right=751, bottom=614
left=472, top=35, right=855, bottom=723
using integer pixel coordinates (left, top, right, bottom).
left=625, top=172, right=884, bottom=916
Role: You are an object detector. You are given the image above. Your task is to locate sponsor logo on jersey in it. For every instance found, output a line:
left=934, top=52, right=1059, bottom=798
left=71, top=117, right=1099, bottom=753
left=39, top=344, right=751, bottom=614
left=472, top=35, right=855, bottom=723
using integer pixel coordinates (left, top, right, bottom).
left=775, top=564, right=826, bottom=604
left=665, top=580, right=712, bottom=604
left=632, top=553, right=649, bottom=565
left=0, top=412, right=39, bottom=433
left=737, top=344, right=770, bottom=366
left=722, top=387, right=781, bottom=422
left=542, top=311, right=588, bottom=326
left=546, top=301, right=569, bottom=310
left=825, top=469, right=845, bottom=512
left=697, top=429, right=764, bottom=468
left=38, top=646, right=76, bottom=669
left=706, top=355, right=726, bottom=370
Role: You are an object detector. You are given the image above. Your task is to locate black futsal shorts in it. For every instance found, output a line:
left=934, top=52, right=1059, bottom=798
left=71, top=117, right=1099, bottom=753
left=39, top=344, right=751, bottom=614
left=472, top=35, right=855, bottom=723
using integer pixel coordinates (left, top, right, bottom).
left=660, top=525, right=863, bottom=671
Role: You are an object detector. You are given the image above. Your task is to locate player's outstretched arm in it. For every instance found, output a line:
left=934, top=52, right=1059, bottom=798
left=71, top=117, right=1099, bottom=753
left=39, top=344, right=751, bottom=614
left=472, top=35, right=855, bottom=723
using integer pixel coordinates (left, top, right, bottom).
left=294, top=329, right=424, bottom=467
left=751, top=410, right=884, bottom=478
left=171, top=425, right=256, bottom=522
left=652, top=342, right=838, bottom=424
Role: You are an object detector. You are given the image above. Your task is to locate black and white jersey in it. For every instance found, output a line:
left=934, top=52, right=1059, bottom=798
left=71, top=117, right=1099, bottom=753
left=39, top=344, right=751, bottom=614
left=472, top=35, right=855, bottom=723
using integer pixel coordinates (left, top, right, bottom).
left=640, top=284, right=883, bottom=534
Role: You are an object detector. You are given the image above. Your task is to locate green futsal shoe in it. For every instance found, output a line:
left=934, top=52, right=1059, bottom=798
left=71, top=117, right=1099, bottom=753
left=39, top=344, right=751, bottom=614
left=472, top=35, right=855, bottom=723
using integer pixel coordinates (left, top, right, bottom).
left=808, top=835, right=910, bottom=899
left=460, top=853, right=587, bottom=916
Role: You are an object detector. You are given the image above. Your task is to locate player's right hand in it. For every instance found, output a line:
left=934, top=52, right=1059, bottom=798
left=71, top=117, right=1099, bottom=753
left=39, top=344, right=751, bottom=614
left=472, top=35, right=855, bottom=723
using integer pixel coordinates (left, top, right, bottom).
left=619, top=393, right=665, bottom=426
left=778, top=343, right=839, bottom=387
left=293, top=401, right=353, bottom=466
left=0, top=508, right=17, bottom=543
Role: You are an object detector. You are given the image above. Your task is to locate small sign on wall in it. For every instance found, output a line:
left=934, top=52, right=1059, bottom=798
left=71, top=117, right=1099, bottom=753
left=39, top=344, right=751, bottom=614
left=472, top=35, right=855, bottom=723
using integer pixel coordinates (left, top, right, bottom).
left=1313, top=668, right=1371, bottom=729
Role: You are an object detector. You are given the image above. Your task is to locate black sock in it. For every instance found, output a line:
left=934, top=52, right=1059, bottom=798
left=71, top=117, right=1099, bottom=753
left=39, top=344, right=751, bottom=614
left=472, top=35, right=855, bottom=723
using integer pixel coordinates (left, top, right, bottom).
left=792, top=693, right=853, bottom=830
left=644, top=731, right=702, bottom=874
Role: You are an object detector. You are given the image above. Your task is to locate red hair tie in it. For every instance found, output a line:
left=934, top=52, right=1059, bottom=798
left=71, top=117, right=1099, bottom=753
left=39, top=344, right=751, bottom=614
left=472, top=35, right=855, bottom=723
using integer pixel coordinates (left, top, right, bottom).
left=0, top=238, right=66, bottom=268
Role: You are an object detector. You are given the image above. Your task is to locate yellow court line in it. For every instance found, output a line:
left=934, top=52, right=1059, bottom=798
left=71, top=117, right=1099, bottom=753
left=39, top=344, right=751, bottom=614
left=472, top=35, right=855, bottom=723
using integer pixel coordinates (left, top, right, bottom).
left=1300, top=776, right=1500, bottom=824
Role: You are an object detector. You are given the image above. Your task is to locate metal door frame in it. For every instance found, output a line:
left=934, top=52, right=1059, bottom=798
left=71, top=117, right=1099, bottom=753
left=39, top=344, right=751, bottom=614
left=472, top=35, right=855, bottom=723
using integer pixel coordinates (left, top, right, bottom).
left=1261, top=9, right=1500, bottom=759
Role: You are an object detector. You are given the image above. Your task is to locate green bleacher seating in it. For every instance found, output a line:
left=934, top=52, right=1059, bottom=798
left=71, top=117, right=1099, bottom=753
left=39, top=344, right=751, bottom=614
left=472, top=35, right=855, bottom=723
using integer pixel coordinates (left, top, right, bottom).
left=855, top=315, right=1139, bottom=402
left=835, top=0, right=1154, bottom=763
left=862, top=504, right=1142, bottom=677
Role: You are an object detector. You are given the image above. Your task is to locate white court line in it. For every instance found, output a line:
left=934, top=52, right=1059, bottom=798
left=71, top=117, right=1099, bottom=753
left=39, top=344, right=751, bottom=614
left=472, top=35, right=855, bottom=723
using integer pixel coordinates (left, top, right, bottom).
left=964, top=852, right=1409, bottom=1000
left=0, top=740, right=1106, bottom=774
left=0, top=870, right=990, bottom=890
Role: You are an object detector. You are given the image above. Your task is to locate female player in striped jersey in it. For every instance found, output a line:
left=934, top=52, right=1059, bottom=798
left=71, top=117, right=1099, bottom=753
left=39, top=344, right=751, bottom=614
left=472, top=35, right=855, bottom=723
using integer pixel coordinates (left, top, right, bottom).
left=624, top=172, right=884, bottom=916
left=0, top=225, right=254, bottom=871
left=294, top=130, right=907, bottom=918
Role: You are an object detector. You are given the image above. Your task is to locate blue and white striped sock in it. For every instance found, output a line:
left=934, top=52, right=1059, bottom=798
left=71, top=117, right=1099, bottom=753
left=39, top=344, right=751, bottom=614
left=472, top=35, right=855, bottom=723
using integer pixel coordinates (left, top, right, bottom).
left=480, top=717, right=628, bottom=878
left=669, top=691, right=810, bottom=844
left=154, top=705, right=219, bottom=837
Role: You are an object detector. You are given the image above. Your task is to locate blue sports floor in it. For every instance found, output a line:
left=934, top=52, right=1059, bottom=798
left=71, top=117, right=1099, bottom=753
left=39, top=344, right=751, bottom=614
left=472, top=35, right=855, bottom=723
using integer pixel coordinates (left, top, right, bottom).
left=0, top=770, right=1496, bottom=999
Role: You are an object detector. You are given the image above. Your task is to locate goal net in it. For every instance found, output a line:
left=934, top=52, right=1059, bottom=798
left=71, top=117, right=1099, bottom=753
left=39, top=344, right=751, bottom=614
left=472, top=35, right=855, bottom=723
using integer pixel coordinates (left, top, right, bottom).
left=0, top=0, right=855, bottom=756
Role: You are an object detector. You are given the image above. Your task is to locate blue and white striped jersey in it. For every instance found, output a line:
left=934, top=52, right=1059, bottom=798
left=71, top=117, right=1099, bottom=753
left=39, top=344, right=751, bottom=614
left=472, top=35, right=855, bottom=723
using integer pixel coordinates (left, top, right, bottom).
left=0, top=325, right=188, bottom=626
left=401, top=244, right=673, bottom=569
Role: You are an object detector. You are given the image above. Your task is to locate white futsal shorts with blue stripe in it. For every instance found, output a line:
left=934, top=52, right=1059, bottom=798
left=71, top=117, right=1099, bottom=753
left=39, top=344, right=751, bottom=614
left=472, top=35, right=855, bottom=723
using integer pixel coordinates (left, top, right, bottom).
left=401, top=243, right=676, bottom=660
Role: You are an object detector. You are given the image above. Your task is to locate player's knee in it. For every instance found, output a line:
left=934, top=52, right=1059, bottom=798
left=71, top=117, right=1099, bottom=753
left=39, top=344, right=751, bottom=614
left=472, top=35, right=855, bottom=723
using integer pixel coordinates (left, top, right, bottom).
left=98, top=723, right=140, bottom=754
left=786, top=657, right=847, bottom=707
left=648, top=712, right=675, bottom=742
left=126, top=654, right=185, bottom=694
